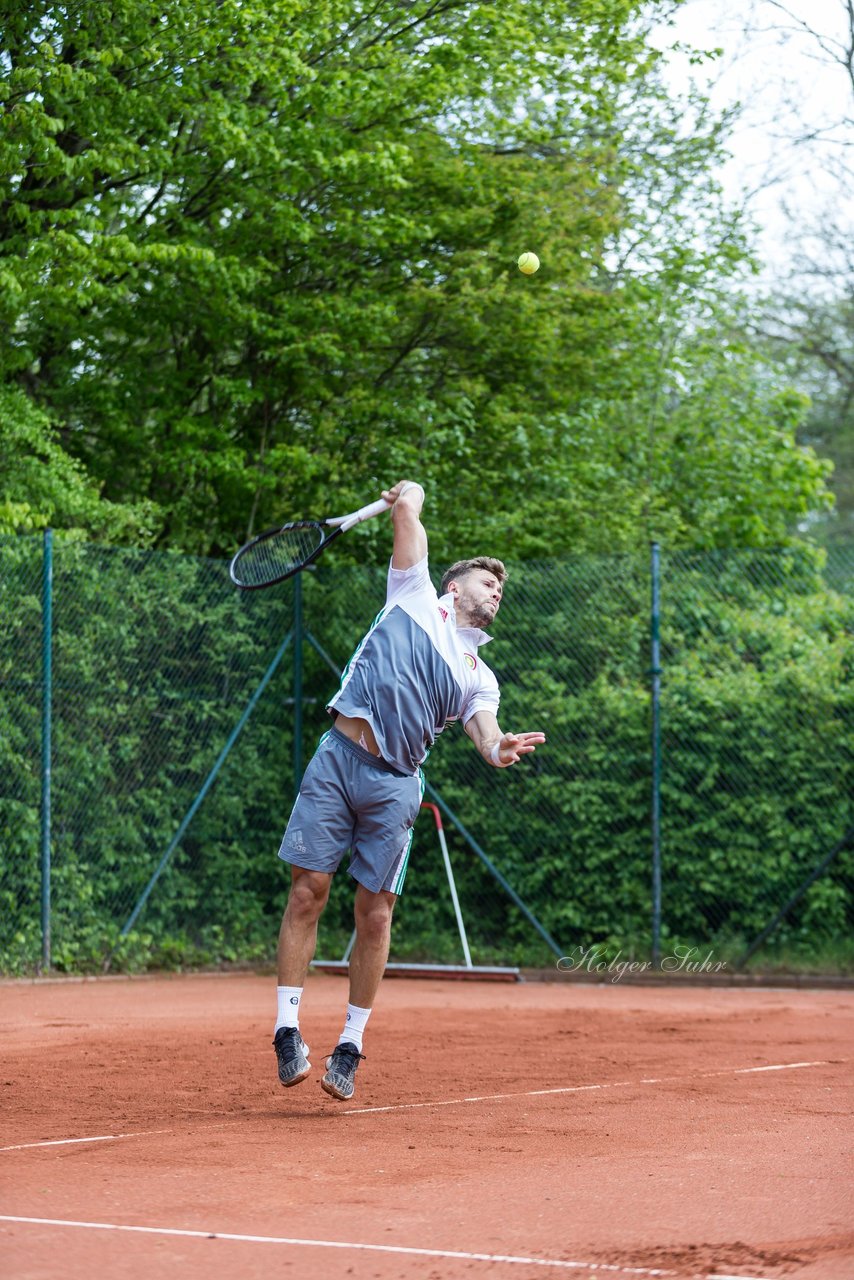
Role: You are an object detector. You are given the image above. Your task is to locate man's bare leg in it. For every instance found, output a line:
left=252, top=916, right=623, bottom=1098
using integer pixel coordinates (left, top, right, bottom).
left=348, top=883, right=396, bottom=1008
left=277, top=866, right=331, bottom=986
left=273, top=868, right=331, bottom=1089
left=321, top=883, right=396, bottom=1101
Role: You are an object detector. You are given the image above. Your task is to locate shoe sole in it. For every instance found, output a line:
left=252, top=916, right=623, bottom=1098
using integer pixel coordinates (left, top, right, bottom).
left=320, top=1073, right=353, bottom=1101
left=279, top=1061, right=311, bottom=1088
left=318, top=1080, right=348, bottom=1100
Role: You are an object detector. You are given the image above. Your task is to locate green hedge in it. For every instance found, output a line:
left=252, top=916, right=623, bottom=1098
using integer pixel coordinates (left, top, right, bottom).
left=1, top=538, right=851, bottom=974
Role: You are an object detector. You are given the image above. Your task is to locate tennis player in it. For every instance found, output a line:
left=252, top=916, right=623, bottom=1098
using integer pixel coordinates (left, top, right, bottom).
left=273, top=479, right=545, bottom=1100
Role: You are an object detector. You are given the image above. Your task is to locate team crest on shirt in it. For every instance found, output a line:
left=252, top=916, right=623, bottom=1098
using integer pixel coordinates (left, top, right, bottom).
left=464, top=653, right=477, bottom=670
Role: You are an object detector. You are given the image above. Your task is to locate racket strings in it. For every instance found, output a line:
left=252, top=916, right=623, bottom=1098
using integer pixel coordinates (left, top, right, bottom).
left=233, top=524, right=324, bottom=587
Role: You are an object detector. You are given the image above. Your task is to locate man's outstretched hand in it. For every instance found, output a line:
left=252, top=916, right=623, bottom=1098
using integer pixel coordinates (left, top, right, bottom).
left=492, top=732, right=546, bottom=767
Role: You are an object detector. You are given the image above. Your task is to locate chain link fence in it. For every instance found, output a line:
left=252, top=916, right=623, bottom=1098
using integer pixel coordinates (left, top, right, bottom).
left=1, top=534, right=851, bottom=976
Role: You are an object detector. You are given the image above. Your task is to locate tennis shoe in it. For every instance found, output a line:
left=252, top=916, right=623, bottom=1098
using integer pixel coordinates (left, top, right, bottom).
left=321, top=1040, right=365, bottom=1101
left=273, top=1026, right=311, bottom=1088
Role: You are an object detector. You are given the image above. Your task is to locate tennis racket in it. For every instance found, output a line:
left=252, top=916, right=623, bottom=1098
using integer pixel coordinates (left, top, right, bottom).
left=229, top=496, right=392, bottom=589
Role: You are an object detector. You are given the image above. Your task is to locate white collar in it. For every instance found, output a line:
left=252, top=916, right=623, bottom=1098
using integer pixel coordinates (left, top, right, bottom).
left=438, top=592, right=493, bottom=647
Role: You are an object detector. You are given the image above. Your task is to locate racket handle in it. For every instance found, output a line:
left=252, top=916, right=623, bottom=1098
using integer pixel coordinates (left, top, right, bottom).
left=338, top=496, right=393, bottom=531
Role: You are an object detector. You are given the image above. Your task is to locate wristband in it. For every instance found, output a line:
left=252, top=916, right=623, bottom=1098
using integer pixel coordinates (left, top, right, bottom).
left=398, top=481, right=424, bottom=502
left=490, top=741, right=510, bottom=768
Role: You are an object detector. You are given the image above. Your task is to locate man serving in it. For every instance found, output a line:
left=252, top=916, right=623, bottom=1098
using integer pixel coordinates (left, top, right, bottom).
left=273, top=479, right=546, bottom=1100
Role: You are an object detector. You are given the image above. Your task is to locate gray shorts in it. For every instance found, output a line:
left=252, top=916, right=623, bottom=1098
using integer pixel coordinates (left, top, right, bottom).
left=277, top=727, right=424, bottom=895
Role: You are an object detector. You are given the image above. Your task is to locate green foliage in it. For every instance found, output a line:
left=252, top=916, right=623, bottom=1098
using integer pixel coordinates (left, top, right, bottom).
left=752, top=292, right=854, bottom=543
left=0, top=385, right=157, bottom=538
left=1, top=1, right=834, bottom=556
left=0, top=4, right=848, bottom=975
left=657, top=547, right=852, bottom=946
left=1, top=537, right=850, bottom=975
left=0, top=536, right=295, bottom=971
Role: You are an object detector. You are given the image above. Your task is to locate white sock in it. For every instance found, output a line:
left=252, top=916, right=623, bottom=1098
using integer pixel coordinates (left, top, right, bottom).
left=341, top=1002, right=371, bottom=1052
left=275, top=985, right=303, bottom=1034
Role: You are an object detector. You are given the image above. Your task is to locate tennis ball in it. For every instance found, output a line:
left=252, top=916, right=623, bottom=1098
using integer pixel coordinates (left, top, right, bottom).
left=517, top=252, right=540, bottom=275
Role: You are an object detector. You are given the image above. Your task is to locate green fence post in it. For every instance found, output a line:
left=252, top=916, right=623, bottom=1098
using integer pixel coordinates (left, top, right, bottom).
left=650, top=541, right=662, bottom=969
left=40, top=528, right=53, bottom=971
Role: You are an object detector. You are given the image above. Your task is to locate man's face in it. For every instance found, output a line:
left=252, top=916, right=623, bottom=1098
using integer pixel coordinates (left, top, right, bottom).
left=450, top=570, right=503, bottom=628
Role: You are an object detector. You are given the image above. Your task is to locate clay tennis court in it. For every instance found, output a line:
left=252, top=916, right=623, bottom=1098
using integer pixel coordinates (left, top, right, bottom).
left=1, top=972, right=851, bottom=1279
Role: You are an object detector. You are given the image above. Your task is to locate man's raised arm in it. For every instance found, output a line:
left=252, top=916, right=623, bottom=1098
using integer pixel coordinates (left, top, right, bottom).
left=383, top=480, right=427, bottom=570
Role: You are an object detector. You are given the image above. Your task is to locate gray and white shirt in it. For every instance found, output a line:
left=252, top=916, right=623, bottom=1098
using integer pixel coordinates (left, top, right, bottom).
left=327, top=555, right=500, bottom=775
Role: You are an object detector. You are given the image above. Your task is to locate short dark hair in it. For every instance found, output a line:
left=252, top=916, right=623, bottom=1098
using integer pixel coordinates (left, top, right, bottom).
left=440, top=557, right=507, bottom=596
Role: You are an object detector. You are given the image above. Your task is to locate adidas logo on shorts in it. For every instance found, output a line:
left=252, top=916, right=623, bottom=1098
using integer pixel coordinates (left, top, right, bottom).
left=289, top=829, right=308, bottom=854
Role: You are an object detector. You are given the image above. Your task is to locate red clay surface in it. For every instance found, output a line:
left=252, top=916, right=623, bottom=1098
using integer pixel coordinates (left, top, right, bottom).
left=1, top=972, right=852, bottom=1279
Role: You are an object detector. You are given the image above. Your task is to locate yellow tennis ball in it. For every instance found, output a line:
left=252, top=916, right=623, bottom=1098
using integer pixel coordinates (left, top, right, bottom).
left=517, top=251, right=540, bottom=275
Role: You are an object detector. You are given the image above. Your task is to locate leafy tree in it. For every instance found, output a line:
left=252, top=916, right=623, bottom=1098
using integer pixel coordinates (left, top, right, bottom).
left=719, top=0, right=854, bottom=539
left=0, top=384, right=156, bottom=538
left=1, top=0, right=834, bottom=557
left=754, top=293, right=854, bottom=542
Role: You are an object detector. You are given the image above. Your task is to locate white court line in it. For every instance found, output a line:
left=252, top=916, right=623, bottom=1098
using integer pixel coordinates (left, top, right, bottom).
left=0, top=1059, right=839, bottom=1151
left=0, top=1216, right=780, bottom=1278
left=1, top=1129, right=169, bottom=1152
left=342, top=1059, right=834, bottom=1116
left=0, top=1214, right=713, bottom=1276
